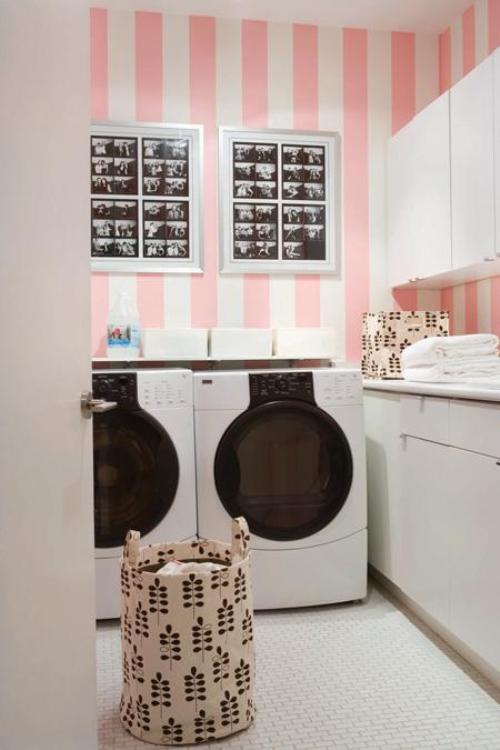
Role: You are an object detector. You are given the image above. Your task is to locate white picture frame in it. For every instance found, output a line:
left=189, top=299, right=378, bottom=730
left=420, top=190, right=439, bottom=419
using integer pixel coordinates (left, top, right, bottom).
left=219, top=127, right=340, bottom=274
left=91, top=121, right=203, bottom=274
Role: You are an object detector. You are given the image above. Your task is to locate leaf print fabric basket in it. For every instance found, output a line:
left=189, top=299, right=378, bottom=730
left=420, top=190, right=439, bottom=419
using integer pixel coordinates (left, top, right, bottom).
left=120, top=517, right=255, bottom=745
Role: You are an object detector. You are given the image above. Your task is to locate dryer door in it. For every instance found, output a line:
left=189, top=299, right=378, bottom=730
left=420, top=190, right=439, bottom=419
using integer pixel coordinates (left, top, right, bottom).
left=93, top=409, right=179, bottom=548
left=214, top=401, right=353, bottom=541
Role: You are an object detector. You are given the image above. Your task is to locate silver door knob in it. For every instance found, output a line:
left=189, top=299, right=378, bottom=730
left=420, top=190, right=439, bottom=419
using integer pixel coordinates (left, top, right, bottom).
left=80, top=390, right=117, bottom=419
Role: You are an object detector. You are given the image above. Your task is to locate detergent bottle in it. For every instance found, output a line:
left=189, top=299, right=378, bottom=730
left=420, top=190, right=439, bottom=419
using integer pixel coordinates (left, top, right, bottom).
left=106, top=290, right=141, bottom=360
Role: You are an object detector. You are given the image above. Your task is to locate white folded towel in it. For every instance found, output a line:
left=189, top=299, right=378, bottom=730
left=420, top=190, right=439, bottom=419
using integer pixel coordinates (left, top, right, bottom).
left=401, top=334, right=499, bottom=369
left=403, top=357, right=500, bottom=383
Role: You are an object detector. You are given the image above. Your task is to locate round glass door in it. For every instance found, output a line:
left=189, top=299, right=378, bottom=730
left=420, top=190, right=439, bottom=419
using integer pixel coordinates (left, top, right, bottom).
left=93, top=409, right=179, bottom=548
left=214, top=401, right=353, bottom=541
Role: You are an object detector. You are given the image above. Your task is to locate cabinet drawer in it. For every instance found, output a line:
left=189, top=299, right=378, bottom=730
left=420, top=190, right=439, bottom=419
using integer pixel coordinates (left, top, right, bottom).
left=449, top=399, right=500, bottom=457
left=400, top=394, right=449, bottom=443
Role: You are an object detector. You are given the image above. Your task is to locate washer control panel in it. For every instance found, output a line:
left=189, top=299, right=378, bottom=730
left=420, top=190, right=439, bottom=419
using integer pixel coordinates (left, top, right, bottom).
left=92, top=372, right=138, bottom=409
left=138, top=370, right=192, bottom=410
left=249, top=372, right=315, bottom=405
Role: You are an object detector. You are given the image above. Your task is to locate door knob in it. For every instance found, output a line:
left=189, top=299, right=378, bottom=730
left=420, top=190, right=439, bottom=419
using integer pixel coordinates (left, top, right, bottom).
left=80, top=390, right=117, bottom=419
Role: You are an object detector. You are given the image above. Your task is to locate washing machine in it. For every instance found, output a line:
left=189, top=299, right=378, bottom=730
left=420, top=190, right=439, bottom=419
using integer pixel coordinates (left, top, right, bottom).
left=194, top=368, right=367, bottom=609
left=93, top=369, right=197, bottom=618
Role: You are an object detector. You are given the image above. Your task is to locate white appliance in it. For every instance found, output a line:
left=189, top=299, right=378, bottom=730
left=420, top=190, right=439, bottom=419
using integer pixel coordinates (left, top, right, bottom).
left=194, top=368, right=367, bottom=609
left=93, top=369, right=197, bottom=618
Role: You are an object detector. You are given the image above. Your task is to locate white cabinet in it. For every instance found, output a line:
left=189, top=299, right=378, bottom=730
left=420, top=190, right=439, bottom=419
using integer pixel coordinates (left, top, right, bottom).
left=450, top=54, right=496, bottom=267
left=364, top=392, right=402, bottom=583
left=388, top=92, right=452, bottom=287
left=399, top=436, right=451, bottom=627
left=448, top=448, right=500, bottom=672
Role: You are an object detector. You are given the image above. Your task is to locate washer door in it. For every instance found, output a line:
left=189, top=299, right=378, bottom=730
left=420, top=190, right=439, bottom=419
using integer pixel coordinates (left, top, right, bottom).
left=93, top=409, right=179, bottom=548
left=214, top=401, right=353, bottom=541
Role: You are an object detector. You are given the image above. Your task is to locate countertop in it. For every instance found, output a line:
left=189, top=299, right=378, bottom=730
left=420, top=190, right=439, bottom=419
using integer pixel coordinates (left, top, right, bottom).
left=363, top=378, right=500, bottom=403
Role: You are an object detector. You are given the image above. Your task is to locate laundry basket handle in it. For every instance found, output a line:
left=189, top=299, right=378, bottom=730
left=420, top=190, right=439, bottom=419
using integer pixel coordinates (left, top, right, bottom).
left=231, top=517, right=250, bottom=561
left=124, top=530, right=141, bottom=567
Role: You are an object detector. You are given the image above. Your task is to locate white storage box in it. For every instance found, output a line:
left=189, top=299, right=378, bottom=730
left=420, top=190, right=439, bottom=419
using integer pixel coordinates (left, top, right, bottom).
left=273, top=328, right=335, bottom=358
left=209, top=328, right=273, bottom=359
left=142, top=328, right=208, bottom=359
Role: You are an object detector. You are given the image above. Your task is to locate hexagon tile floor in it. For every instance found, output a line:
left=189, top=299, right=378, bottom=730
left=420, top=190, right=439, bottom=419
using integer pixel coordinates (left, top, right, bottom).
left=97, top=583, right=500, bottom=750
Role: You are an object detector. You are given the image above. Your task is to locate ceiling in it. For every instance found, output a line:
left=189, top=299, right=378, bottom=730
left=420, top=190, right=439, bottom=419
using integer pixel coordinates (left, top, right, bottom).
left=107, top=0, right=473, bottom=33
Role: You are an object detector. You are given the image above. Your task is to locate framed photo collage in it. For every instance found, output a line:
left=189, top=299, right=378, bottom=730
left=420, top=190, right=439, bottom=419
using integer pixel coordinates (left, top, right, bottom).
left=91, top=123, right=202, bottom=273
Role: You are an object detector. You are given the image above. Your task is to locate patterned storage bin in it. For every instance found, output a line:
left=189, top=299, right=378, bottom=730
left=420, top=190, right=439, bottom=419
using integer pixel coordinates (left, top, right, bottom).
left=120, top=517, right=255, bottom=745
left=362, top=310, right=449, bottom=379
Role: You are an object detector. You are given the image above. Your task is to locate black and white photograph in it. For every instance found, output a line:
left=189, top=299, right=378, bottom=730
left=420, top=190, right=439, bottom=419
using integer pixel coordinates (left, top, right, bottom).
left=281, top=144, right=325, bottom=202
left=234, top=180, right=255, bottom=198
left=234, top=240, right=256, bottom=258
left=114, top=138, right=137, bottom=158
left=282, top=182, right=303, bottom=199
left=255, top=223, right=276, bottom=241
left=283, top=224, right=304, bottom=242
left=143, top=177, right=162, bottom=194
left=144, top=159, right=164, bottom=177
left=255, top=204, right=277, bottom=222
left=143, top=201, right=165, bottom=220
left=303, top=182, right=325, bottom=200
left=166, top=202, right=188, bottom=221
left=165, top=139, right=188, bottom=160
left=164, top=178, right=188, bottom=196
left=167, top=221, right=188, bottom=239
left=167, top=240, right=189, bottom=257
left=283, top=242, right=305, bottom=259
left=165, top=159, right=188, bottom=178
left=91, top=176, right=113, bottom=194
left=91, top=137, right=113, bottom=157
left=232, top=142, right=278, bottom=200
left=144, top=220, right=165, bottom=238
left=234, top=162, right=255, bottom=180
left=234, top=203, right=255, bottom=223
left=255, top=181, right=277, bottom=199
left=255, top=144, right=277, bottom=162
left=142, top=138, right=190, bottom=196
left=233, top=143, right=255, bottom=162
left=91, top=199, right=139, bottom=257
left=234, top=222, right=255, bottom=239
left=114, top=175, right=137, bottom=194
left=144, top=239, right=166, bottom=257
left=303, top=146, right=324, bottom=164
left=255, top=241, right=278, bottom=258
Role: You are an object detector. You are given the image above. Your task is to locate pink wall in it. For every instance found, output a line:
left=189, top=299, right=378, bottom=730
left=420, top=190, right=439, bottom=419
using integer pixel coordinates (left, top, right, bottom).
left=90, top=9, right=439, bottom=361
left=438, top=0, right=500, bottom=336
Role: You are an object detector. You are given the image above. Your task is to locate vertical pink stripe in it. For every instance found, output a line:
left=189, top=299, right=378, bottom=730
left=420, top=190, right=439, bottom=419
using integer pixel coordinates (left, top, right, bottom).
left=491, top=276, right=500, bottom=336
left=462, top=6, right=476, bottom=75
left=190, top=17, right=217, bottom=328
left=441, top=287, right=455, bottom=334
left=391, top=32, right=415, bottom=134
left=343, top=29, right=369, bottom=362
left=242, top=21, right=268, bottom=128
left=393, top=289, right=418, bottom=311
left=135, top=12, right=163, bottom=121
left=439, top=29, right=451, bottom=93
left=464, top=281, right=478, bottom=333
left=90, top=8, right=108, bottom=120
left=293, top=24, right=320, bottom=328
left=91, top=274, right=109, bottom=357
left=241, top=21, right=270, bottom=328
left=137, top=275, right=164, bottom=329
left=489, top=0, right=500, bottom=52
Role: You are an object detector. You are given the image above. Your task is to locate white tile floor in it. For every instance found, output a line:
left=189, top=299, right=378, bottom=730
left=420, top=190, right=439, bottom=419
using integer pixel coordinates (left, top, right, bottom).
left=97, top=582, right=500, bottom=749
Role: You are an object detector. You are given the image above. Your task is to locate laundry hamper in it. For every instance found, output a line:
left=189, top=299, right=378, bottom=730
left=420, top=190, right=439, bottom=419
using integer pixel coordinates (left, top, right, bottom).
left=120, top=517, right=255, bottom=745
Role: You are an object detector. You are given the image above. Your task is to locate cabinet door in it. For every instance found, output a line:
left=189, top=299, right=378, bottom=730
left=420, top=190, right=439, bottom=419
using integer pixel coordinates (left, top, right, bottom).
left=412, top=92, right=452, bottom=279
left=448, top=447, right=500, bottom=672
left=364, top=392, right=402, bottom=583
left=388, top=125, right=416, bottom=287
left=451, top=55, right=495, bottom=267
left=495, top=49, right=500, bottom=257
left=399, top=436, right=451, bottom=628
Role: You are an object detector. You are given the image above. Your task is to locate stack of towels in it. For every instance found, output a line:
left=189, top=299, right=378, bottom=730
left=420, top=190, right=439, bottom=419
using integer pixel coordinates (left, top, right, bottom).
left=401, top=333, right=500, bottom=382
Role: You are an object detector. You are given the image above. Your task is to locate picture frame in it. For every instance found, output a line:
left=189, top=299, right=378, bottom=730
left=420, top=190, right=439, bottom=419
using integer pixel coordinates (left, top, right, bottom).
left=219, top=127, right=340, bottom=274
left=90, top=121, right=203, bottom=273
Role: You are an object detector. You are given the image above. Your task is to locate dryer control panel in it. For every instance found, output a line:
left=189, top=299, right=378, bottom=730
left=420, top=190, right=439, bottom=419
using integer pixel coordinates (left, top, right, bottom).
left=92, top=372, right=138, bottom=409
left=249, top=372, right=315, bottom=405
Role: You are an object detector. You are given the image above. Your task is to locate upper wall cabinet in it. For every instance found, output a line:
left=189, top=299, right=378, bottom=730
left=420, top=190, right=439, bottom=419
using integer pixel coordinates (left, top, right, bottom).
left=388, top=92, right=452, bottom=288
left=450, top=54, right=496, bottom=268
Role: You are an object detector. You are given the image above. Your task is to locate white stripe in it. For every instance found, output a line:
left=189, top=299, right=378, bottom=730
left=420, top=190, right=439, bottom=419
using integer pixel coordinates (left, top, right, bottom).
left=163, top=15, right=190, bottom=123
left=164, top=275, right=191, bottom=327
left=163, top=15, right=191, bottom=328
left=107, top=10, right=135, bottom=121
left=367, top=31, right=393, bottom=319
left=476, top=278, right=492, bottom=332
left=453, top=284, right=466, bottom=334
left=475, top=0, right=489, bottom=64
left=109, top=273, right=138, bottom=311
left=216, top=18, right=244, bottom=328
left=450, top=15, right=463, bottom=85
left=417, top=289, right=442, bottom=309
left=268, top=22, right=295, bottom=329
left=318, top=25, right=345, bottom=358
left=415, top=33, right=439, bottom=112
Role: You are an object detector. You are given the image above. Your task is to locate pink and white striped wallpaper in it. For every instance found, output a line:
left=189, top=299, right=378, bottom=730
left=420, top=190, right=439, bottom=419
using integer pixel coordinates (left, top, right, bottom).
left=90, top=8, right=442, bottom=361
left=437, top=0, right=500, bottom=336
